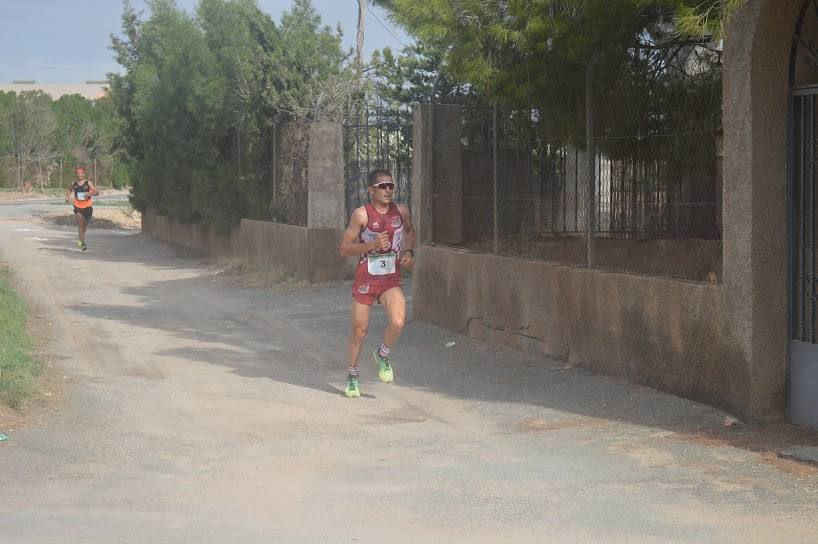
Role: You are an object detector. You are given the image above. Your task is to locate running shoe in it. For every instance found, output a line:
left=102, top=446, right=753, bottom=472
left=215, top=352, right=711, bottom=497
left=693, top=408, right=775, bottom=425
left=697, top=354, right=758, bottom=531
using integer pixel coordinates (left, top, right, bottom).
left=81, top=242, right=87, bottom=251
left=373, top=350, right=394, bottom=383
left=345, top=377, right=360, bottom=398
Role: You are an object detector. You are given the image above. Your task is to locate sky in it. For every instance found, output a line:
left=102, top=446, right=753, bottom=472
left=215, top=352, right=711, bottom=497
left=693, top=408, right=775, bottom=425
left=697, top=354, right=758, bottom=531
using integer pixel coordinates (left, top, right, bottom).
left=0, top=0, right=412, bottom=83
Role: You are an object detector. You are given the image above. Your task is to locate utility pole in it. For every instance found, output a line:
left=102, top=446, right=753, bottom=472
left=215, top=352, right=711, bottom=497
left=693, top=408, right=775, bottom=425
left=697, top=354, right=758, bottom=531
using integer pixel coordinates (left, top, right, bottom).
left=356, top=0, right=366, bottom=87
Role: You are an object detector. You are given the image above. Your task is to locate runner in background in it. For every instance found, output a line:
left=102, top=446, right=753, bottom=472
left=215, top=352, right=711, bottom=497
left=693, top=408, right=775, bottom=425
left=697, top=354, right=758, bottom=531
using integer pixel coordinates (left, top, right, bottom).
left=65, top=166, right=99, bottom=251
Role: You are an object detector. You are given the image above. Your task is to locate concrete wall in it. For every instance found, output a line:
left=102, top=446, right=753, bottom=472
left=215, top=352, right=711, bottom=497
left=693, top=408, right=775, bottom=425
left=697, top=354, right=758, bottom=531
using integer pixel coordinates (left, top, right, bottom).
left=142, top=211, right=355, bottom=283
left=141, top=212, right=240, bottom=258
left=413, top=246, right=748, bottom=415
left=458, top=237, right=722, bottom=281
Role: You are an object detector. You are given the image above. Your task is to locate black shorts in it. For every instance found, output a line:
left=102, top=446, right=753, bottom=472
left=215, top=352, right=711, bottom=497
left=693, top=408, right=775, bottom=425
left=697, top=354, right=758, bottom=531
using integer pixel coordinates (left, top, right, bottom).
left=73, top=206, right=93, bottom=220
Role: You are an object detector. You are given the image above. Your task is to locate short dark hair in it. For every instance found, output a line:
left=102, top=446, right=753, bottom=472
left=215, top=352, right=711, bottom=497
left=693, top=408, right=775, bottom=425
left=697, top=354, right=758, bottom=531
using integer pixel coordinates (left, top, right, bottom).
left=367, top=168, right=393, bottom=186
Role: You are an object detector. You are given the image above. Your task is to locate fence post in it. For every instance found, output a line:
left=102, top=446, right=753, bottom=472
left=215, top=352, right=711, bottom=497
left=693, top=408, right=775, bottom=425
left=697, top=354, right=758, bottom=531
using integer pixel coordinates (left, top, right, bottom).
left=586, top=51, right=600, bottom=269
left=412, top=104, right=433, bottom=245
left=272, top=122, right=277, bottom=211
left=428, top=101, right=435, bottom=245
left=493, top=104, right=500, bottom=254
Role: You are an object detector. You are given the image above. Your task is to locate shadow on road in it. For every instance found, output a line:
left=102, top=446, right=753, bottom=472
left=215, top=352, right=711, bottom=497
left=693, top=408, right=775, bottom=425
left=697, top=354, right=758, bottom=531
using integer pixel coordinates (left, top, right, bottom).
left=48, top=225, right=818, bottom=458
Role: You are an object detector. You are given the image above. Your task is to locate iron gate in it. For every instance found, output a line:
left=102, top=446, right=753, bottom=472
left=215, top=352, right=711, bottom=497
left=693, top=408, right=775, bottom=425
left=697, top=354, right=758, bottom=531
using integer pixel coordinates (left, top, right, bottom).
left=343, top=104, right=412, bottom=217
left=790, top=87, right=818, bottom=429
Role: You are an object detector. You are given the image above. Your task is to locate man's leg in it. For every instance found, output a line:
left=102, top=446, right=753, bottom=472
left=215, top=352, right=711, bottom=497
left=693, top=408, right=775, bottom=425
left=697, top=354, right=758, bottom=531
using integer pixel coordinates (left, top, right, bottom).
left=75, top=212, right=86, bottom=247
left=346, top=300, right=371, bottom=397
left=374, top=287, right=406, bottom=383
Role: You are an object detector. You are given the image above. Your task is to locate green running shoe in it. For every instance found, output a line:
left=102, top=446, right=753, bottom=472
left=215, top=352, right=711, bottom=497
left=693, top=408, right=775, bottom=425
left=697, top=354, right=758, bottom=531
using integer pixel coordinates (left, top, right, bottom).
left=373, top=350, right=394, bottom=383
left=81, top=242, right=87, bottom=251
left=345, top=377, right=360, bottom=398
left=76, top=240, right=83, bottom=248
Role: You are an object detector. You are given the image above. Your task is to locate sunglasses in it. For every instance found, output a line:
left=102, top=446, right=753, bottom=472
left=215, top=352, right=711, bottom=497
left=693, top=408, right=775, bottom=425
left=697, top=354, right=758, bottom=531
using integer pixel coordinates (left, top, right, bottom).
left=372, top=182, right=395, bottom=190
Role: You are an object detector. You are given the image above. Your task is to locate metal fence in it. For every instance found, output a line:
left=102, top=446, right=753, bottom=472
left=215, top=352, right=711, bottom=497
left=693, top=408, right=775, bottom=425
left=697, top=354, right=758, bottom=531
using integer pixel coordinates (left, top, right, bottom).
left=430, top=79, right=723, bottom=281
left=0, top=155, right=122, bottom=190
left=343, top=104, right=412, bottom=217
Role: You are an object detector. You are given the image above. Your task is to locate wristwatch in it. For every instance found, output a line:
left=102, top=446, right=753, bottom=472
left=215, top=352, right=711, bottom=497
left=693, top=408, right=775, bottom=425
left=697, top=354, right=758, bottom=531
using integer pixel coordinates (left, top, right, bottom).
left=402, top=249, right=414, bottom=257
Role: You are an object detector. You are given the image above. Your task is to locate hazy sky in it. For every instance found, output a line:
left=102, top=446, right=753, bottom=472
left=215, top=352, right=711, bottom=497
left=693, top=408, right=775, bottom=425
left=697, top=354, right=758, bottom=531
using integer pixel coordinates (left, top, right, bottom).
left=0, top=0, right=411, bottom=83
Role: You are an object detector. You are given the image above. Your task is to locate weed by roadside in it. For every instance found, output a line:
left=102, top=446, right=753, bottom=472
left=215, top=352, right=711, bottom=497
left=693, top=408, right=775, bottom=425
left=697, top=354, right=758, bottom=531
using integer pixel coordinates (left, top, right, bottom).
left=34, top=208, right=142, bottom=230
left=0, top=263, right=41, bottom=409
left=211, top=257, right=307, bottom=291
left=47, top=200, right=133, bottom=207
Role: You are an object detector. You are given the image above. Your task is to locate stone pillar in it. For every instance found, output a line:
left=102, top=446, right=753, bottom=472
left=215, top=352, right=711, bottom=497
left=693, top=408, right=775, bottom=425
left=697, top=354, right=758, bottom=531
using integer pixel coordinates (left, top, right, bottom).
left=307, top=122, right=345, bottom=229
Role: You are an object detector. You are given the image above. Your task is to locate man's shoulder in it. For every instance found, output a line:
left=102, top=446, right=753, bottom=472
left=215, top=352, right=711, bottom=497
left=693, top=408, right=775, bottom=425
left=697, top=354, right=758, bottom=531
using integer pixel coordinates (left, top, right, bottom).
left=349, top=205, right=369, bottom=225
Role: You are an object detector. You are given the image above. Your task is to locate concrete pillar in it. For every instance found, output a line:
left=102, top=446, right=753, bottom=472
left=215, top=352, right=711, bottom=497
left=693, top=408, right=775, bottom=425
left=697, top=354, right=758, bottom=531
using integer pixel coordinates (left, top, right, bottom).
left=412, top=105, right=433, bottom=244
left=413, top=104, right=464, bottom=246
left=721, top=0, right=800, bottom=421
left=307, top=122, right=345, bottom=229
left=431, top=105, right=464, bottom=245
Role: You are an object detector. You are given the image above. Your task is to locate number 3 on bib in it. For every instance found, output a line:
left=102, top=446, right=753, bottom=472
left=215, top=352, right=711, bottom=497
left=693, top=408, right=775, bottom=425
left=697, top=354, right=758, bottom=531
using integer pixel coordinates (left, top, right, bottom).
left=367, top=253, right=397, bottom=275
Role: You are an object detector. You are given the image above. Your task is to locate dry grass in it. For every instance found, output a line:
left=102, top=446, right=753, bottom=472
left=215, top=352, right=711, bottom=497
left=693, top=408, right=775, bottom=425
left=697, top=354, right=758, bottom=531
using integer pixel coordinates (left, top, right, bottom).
left=35, top=207, right=141, bottom=230
left=211, top=257, right=308, bottom=291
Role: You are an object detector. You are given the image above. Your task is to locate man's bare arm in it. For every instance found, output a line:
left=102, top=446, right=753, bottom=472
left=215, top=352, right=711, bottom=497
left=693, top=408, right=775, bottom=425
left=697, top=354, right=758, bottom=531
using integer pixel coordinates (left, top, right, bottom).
left=398, top=204, right=415, bottom=251
left=340, top=207, right=382, bottom=256
left=398, top=204, right=416, bottom=266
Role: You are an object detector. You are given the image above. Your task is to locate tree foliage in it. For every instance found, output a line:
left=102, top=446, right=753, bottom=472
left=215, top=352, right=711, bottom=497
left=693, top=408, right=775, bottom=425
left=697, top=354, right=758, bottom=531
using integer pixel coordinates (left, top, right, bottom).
left=0, top=90, right=115, bottom=189
left=110, top=0, right=350, bottom=231
left=372, top=0, right=723, bottom=144
left=369, top=41, right=475, bottom=107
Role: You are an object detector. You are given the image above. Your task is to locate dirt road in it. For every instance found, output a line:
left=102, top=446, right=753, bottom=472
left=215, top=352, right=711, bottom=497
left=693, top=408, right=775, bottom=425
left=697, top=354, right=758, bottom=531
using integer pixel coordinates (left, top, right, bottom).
left=1, top=201, right=817, bottom=543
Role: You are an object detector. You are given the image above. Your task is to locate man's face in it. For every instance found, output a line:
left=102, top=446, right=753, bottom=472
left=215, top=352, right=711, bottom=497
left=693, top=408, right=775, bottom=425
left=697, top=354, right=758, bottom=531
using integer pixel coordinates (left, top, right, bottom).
left=75, top=168, right=86, bottom=179
left=368, top=176, right=395, bottom=205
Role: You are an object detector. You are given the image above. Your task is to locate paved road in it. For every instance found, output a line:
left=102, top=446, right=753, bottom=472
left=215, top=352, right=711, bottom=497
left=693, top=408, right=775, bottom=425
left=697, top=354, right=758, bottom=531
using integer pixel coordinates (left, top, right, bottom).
left=0, top=202, right=817, bottom=543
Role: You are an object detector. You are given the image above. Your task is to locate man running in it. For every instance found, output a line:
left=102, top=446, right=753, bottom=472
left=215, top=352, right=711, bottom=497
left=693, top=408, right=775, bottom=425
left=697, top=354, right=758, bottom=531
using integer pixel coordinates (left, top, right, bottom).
left=64, top=166, right=99, bottom=251
left=339, top=169, right=415, bottom=398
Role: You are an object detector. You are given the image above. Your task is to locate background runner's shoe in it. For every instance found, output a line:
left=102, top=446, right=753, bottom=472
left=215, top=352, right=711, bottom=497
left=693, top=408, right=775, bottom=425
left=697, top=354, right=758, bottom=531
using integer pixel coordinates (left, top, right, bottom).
left=374, top=351, right=394, bottom=383
left=345, top=378, right=360, bottom=398
left=81, top=242, right=87, bottom=251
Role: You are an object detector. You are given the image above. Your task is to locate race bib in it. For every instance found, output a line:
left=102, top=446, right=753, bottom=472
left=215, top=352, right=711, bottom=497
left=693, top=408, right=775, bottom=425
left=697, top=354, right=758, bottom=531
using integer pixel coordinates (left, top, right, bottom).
left=76, top=191, right=90, bottom=201
left=367, top=252, right=397, bottom=275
